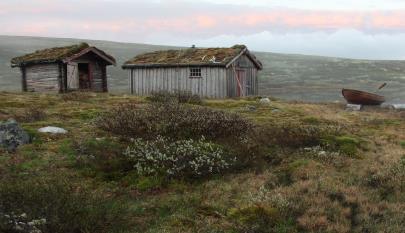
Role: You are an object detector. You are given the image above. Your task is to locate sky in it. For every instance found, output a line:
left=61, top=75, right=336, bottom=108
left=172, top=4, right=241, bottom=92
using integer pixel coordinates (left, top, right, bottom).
left=1, top=0, right=405, bottom=59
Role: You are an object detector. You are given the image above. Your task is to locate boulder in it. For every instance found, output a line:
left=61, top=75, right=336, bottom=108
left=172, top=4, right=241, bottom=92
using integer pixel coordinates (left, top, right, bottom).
left=245, top=105, right=257, bottom=112
left=392, top=104, right=405, bottom=110
left=0, top=119, right=30, bottom=152
left=345, top=104, right=362, bottom=111
left=259, top=97, right=271, bottom=105
left=380, top=103, right=395, bottom=110
left=38, top=126, right=68, bottom=134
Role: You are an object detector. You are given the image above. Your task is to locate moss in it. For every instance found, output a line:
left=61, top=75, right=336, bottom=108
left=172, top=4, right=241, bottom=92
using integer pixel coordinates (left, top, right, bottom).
left=335, top=136, right=361, bottom=156
left=400, top=141, right=405, bottom=149
left=125, top=45, right=247, bottom=65
left=58, top=139, right=77, bottom=160
left=276, top=159, right=311, bottom=186
left=322, top=135, right=361, bottom=157
left=122, top=175, right=165, bottom=191
left=302, top=116, right=321, bottom=124
left=228, top=205, right=281, bottom=232
left=11, top=43, right=90, bottom=66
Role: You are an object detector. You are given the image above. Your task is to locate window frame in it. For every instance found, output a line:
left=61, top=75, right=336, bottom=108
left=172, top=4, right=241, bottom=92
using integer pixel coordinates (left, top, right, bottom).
left=189, top=67, right=202, bottom=78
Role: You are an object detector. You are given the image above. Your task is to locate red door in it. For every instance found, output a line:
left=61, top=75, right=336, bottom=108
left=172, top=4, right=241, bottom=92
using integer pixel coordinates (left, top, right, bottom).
left=236, top=69, right=246, bottom=97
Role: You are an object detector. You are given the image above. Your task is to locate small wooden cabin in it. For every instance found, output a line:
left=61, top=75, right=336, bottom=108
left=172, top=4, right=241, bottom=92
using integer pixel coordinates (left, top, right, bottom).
left=11, top=43, right=116, bottom=93
left=122, top=45, right=262, bottom=98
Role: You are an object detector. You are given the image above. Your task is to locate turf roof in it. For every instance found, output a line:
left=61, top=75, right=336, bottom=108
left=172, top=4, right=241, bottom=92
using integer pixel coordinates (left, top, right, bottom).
left=123, top=45, right=261, bottom=68
left=11, top=43, right=90, bottom=66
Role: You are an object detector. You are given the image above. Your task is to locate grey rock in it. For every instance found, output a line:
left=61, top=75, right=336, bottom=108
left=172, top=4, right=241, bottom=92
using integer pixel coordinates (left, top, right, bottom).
left=246, top=105, right=257, bottom=112
left=380, top=103, right=395, bottom=110
left=346, top=104, right=362, bottom=111
left=38, top=126, right=67, bottom=134
left=392, top=104, right=405, bottom=110
left=0, top=119, right=30, bottom=152
left=259, top=97, right=271, bottom=105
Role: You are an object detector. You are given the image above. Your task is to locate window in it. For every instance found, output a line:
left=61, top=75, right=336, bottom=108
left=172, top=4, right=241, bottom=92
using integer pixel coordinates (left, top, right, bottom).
left=189, top=67, right=202, bottom=78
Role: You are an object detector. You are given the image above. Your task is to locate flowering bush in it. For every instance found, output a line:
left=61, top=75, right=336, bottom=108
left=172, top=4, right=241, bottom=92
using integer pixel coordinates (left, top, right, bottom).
left=0, top=212, right=46, bottom=233
left=124, top=137, right=236, bottom=178
left=0, top=176, right=129, bottom=233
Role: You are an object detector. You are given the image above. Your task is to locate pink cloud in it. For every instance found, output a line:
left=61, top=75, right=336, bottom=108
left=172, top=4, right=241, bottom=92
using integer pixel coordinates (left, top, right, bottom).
left=2, top=1, right=405, bottom=40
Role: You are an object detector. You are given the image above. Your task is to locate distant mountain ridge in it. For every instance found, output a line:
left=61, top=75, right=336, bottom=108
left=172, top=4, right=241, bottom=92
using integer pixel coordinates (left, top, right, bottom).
left=1, top=35, right=404, bottom=102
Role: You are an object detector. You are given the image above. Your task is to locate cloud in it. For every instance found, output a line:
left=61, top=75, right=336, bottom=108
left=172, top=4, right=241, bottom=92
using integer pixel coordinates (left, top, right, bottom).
left=1, top=0, right=405, bottom=58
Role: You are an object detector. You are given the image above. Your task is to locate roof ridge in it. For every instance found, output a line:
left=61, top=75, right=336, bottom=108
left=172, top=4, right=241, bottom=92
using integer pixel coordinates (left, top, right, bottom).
left=123, top=45, right=249, bottom=67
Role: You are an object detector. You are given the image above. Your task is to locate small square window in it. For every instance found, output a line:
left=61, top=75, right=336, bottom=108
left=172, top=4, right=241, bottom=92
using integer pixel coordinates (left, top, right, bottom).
left=190, top=68, right=201, bottom=78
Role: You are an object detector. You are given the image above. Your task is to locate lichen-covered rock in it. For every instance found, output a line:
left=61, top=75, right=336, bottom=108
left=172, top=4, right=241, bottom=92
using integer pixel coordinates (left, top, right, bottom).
left=0, top=119, right=30, bottom=152
left=259, top=97, right=271, bottom=105
left=345, top=104, right=362, bottom=111
left=38, top=126, right=67, bottom=134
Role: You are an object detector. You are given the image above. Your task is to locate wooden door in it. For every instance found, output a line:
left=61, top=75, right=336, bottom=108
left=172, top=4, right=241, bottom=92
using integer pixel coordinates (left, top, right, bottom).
left=236, top=69, right=246, bottom=97
left=67, top=63, right=79, bottom=90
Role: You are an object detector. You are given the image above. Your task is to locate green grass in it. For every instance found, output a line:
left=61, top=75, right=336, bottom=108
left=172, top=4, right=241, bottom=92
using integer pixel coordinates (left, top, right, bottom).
left=0, top=92, right=404, bottom=233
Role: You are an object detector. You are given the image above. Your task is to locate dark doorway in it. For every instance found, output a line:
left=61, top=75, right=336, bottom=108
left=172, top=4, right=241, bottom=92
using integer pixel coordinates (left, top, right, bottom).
left=78, top=63, right=91, bottom=89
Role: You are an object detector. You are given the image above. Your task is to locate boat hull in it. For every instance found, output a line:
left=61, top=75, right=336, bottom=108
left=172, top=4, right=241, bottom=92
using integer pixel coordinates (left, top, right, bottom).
left=342, top=89, right=385, bottom=105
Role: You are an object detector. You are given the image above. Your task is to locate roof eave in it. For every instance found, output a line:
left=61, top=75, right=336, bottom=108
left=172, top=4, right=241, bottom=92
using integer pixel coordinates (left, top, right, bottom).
left=122, top=63, right=227, bottom=69
left=63, top=47, right=116, bottom=66
left=11, top=59, right=61, bottom=68
left=225, top=48, right=263, bottom=70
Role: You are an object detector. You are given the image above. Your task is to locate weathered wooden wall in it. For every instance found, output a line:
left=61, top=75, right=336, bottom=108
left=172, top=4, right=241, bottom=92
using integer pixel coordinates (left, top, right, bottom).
left=226, top=54, right=258, bottom=97
left=127, top=53, right=259, bottom=98
left=71, top=53, right=106, bottom=92
left=25, top=63, right=60, bottom=92
left=129, top=67, right=227, bottom=98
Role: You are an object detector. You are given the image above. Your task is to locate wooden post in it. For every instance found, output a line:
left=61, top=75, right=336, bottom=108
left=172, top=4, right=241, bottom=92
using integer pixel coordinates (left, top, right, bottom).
left=130, top=69, right=134, bottom=94
left=58, top=62, right=63, bottom=93
left=102, top=65, right=108, bottom=92
left=88, top=63, right=93, bottom=90
left=20, top=66, right=27, bottom=92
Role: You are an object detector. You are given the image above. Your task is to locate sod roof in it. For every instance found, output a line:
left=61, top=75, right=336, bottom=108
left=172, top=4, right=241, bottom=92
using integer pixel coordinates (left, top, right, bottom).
left=123, top=45, right=262, bottom=69
left=11, top=43, right=116, bottom=67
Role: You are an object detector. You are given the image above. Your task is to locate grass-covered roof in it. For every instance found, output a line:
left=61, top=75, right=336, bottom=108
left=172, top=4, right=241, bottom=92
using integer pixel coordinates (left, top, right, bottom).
left=123, top=45, right=261, bottom=68
left=11, top=43, right=90, bottom=66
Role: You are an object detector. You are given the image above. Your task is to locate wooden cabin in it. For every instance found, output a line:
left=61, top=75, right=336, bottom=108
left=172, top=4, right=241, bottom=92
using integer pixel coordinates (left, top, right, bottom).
left=11, top=43, right=116, bottom=93
left=122, top=45, right=262, bottom=98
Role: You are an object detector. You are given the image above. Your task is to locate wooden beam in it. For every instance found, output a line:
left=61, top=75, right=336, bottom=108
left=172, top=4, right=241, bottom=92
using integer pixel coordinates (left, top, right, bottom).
left=102, top=65, right=108, bottom=92
left=20, top=66, right=27, bottom=92
left=130, top=69, right=134, bottom=94
left=58, top=62, right=63, bottom=93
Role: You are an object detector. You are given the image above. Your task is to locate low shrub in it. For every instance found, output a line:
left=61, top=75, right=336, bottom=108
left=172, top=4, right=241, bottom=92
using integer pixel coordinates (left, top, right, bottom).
left=124, top=136, right=235, bottom=179
left=15, top=107, right=46, bottom=123
left=0, top=176, right=129, bottom=233
left=258, top=123, right=344, bottom=148
left=228, top=205, right=293, bottom=233
left=72, top=138, right=132, bottom=180
left=147, top=90, right=202, bottom=104
left=365, top=156, right=405, bottom=199
left=95, top=102, right=253, bottom=141
left=60, top=91, right=94, bottom=102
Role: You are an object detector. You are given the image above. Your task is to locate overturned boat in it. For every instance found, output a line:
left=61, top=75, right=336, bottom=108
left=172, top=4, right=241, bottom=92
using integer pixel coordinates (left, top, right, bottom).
left=342, top=89, right=385, bottom=105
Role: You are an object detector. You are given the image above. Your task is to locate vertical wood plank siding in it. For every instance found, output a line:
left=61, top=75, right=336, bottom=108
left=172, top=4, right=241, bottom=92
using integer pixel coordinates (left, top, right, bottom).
left=129, top=67, right=228, bottom=98
left=128, top=53, right=259, bottom=98
left=226, top=54, right=258, bottom=97
left=25, top=64, right=60, bottom=92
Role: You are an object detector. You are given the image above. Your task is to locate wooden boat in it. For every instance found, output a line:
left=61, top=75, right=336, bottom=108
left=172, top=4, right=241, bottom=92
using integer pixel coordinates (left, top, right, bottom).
left=342, top=89, right=385, bottom=105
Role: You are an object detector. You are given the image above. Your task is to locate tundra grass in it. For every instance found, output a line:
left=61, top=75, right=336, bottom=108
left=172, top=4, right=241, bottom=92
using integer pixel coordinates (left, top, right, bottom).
left=0, top=92, right=404, bottom=233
